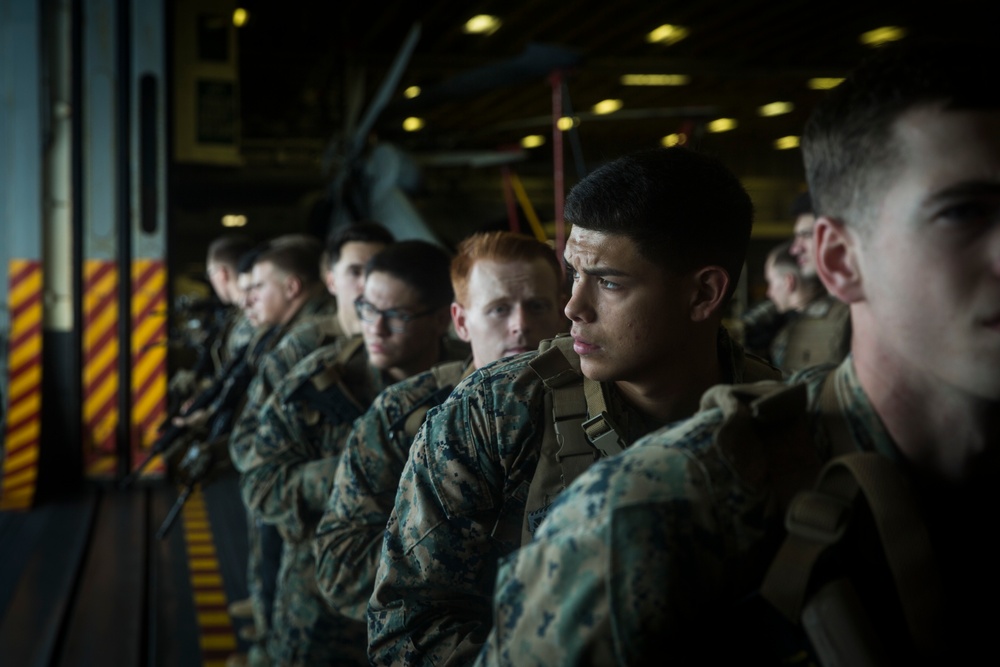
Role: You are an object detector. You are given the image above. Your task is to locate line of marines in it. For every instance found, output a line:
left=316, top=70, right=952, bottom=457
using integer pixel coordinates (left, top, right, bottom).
left=172, top=41, right=999, bottom=665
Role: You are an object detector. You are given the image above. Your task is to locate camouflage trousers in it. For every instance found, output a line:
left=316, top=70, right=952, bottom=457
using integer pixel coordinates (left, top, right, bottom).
left=266, top=537, right=368, bottom=667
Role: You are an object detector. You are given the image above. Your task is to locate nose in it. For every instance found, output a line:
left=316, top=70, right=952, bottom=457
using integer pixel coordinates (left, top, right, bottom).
left=509, top=304, right=528, bottom=335
left=564, top=283, right=594, bottom=323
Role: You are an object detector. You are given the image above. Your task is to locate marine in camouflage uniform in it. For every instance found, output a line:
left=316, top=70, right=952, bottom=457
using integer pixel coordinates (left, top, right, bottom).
left=770, top=292, right=850, bottom=373
left=242, top=240, right=465, bottom=666
left=313, top=359, right=472, bottom=620
left=368, top=331, right=779, bottom=665
left=475, top=360, right=879, bottom=665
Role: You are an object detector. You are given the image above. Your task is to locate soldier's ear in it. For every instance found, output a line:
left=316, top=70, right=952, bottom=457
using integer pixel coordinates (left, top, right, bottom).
left=689, top=265, right=729, bottom=322
left=815, top=216, right=863, bottom=303
left=451, top=302, right=471, bottom=342
left=283, top=273, right=304, bottom=299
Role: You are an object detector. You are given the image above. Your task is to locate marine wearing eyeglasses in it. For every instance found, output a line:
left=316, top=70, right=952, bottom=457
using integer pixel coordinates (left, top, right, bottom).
left=238, top=240, right=468, bottom=667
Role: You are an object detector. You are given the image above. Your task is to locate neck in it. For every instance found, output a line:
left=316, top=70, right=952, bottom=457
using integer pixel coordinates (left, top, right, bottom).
left=614, top=324, right=723, bottom=424
left=386, top=341, right=443, bottom=383
left=853, top=317, right=1000, bottom=484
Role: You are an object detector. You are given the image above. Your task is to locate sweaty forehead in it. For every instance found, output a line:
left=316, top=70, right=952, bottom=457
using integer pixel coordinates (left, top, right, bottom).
left=564, top=227, right=641, bottom=267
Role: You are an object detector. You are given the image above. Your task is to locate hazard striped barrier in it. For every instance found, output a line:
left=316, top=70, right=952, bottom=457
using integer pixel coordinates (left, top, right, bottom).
left=1, top=260, right=44, bottom=510
left=130, top=259, right=168, bottom=471
left=82, top=259, right=120, bottom=476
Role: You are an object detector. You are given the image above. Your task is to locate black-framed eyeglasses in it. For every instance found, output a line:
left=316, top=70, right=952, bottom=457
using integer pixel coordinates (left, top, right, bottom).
left=354, top=297, right=437, bottom=333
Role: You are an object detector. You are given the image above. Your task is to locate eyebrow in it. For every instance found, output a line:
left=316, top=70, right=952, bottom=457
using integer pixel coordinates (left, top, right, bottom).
left=926, top=180, right=1000, bottom=203
left=563, top=258, right=630, bottom=278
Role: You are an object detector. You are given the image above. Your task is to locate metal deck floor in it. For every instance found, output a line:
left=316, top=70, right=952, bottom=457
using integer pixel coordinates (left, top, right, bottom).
left=0, top=471, right=253, bottom=667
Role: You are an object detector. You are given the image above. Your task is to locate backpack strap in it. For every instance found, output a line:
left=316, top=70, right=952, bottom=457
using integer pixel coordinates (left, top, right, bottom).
left=521, top=336, right=628, bottom=544
left=396, top=360, right=472, bottom=440
left=759, top=374, right=944, bottom=660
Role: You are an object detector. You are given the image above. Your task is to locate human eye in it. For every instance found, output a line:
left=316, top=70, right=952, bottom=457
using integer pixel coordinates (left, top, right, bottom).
left=937, top=200, right=998, bottom=226
left=565, top=264, right=579, bottom=282
left=598, top=277, right=621, bottom=290
left=489, top=304, right=511, bottom=317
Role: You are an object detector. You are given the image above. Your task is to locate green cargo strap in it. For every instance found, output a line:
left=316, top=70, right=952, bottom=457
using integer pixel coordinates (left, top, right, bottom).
left=522, top=336, right=628, bottom=544
left=759, top=374, right=944, bottom=662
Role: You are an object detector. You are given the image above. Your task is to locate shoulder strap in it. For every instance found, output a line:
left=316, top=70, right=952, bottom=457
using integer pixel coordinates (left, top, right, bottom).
left=396, top=360, right=472, bottom=440
left=521, top=338, right=628, bottom=544
left=758, top=374, right=944, bottom=661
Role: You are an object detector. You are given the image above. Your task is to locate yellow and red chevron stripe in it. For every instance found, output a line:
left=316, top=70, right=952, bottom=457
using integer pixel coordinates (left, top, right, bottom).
left=1, top=260, right=44, bottom=510
left=81, top=259, right=169, bottom=477
left=130, top=259, right=167, bottom=470
left=182, top=485, right=238, bottom=666
left=82, top=259, right=120, bottom=476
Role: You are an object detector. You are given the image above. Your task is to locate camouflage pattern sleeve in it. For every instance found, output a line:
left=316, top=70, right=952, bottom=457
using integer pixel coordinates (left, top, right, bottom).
left=239, top=345, right=356, bottom=542
left=313, top=370, right=441, bottom=622
left=474, top=408, right=776, bottom=667
left=227, top=321, right=344, bottom=472
left=368, top=356, right=545, bottom=667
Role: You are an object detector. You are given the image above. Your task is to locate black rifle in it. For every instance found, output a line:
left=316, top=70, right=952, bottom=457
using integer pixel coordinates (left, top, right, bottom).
left=155, top=328, right=280, bottom=537
left=120, top=331, right=261, bottom=489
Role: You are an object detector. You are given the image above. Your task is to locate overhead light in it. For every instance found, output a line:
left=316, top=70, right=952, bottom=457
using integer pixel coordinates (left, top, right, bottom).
left=233, top=8, right=248, bottom=28
left=775, top=136, right=801, bottom=150
left=808, top=77, right=844, bottom=90
left=222, top=214, right=247, bottom=228
left=464, top=15, right=501, bottom=35
left=557, top=116, right=578, bottom=131
left=707, top=118, right=737, bottom=133
left=404, top=86, right=421, bottom=99
left=521, top=135, right=545, bottom=149
left=621, top=74, right=690, bottom=86
left=758, top=101, right=794, bottom=117
left=592, top=99, right=623, bottom=115
left=860, top=26, right=907, bottom=47
left=402, top=117, right=424, bottom=132
left=647, top=24, right=689, bottom=45
left=661, top=133, right=687, bottom=147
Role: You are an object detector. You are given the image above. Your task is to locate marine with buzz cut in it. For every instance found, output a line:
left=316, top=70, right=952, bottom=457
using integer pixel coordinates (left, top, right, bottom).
left=367, top=146, right=781, bottom=666
left=481, top=40, right=1000, bottom=665
left=239, top=240, right=469, bottom=667
left=312, top=230, right=568, bottom=625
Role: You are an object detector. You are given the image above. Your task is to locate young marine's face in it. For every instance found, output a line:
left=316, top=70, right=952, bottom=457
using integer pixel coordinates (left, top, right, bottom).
left=248, top=261, right=295, bottom=326
left=563, top=227, right=692, bottom=385
left=360, top=271, right=450, bottom=376
left=453, top=258, right=566, bottom=369
left=764, top=258, right=795, bottom=313
left=790, top=213, right=818, bottom=278
left=326, top=241, right=387, bottom=336
left=849, top=106, right=1000, bottom=399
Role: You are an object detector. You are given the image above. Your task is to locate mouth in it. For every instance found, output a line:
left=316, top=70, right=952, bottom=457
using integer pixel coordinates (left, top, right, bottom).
left=571, top=333, right=601, bottom=356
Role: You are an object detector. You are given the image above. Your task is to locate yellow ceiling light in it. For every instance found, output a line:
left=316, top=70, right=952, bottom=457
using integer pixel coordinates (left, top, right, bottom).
left=592, top=99, right=623, bottom=115
left=661, top=133, right=687, bottom=147
left=521, top=135, right=545, bottom=149
left=233, top=8, right=248, bottom=27
left=464, top=15, right=501, bottom=35
left=647, top=24, right=689, bottom=45
left=808, top=77, right=845, bottom=90
left=774, top=136, right=801, bottom=150
left=620, top=74, right=690, bottom=86
left=860, top=26, right=907, bottom=47
left=404, top=86, right=421, bottom=99
left=557, top=116, right=578, bottom=131
left=707, top=118, right=737, bottom=133
left=402, top=117, right=425, bottom=132
left=758, top=101, right=794, bottom=117
left=222, top=214, right=247, bottom=228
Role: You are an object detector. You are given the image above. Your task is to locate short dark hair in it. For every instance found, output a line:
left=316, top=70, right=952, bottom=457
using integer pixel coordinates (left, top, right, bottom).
left=790, top=192, right=813, bottom=219
left=564, top=147, right=753, bottom=300
left=254, top=234, right=323, bottom=286
left=803, top=40, right=1000, bottom=225
left=366, top=241, right=453, bottom=309
left=207, top=234, right=254, bottom=268
left=237, top=242, right=269, bottom=275
left=325, top=221, right=395, bottom=266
